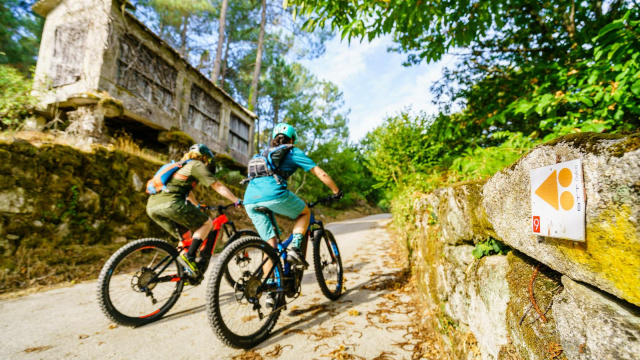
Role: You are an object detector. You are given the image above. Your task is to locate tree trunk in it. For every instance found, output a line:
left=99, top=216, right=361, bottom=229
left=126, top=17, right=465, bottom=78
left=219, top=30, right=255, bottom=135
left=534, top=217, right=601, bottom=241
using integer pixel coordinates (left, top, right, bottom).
left=220, top=30, right=232, bottom=88
left=255, top=118, right=260, bottom=153
left=273, top=102, right=280, bottom=126
left=211, top=0, right=228, bottom=83
left=179, top=15, right=189, bottom=57
left=249, top=0, right=266, bottom=112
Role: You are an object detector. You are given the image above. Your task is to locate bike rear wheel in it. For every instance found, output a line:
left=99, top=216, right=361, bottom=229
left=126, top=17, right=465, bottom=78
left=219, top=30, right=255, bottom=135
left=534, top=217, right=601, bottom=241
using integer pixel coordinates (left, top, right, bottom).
left=206, top=237, right=284, bottom=349
left=97, top=238, right=184, bottom=326
left=222, top=229, right=260, bottom=287
left=313, top=230, right=344, bottom=300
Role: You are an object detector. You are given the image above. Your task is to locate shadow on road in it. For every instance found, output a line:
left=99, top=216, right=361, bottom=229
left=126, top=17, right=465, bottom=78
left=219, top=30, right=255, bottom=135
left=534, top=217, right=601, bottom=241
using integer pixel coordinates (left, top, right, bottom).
left=254, top=266, right=409, bottom=350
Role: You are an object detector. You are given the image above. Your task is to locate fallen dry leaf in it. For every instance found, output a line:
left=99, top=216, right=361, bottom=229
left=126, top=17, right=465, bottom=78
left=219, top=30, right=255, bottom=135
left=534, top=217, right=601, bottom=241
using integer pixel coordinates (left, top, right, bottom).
left=232, top=350, right=263, bottom=360
left=24, top=346, right=53, bottom=353
left=282, top=329, right=305, bottom=336
left=265, top=344, right=292, bottom=358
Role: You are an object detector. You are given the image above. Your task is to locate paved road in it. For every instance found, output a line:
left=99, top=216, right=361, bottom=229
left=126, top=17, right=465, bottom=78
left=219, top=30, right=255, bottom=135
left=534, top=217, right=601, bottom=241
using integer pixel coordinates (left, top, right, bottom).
left=0, top=214, right=423, bottom=360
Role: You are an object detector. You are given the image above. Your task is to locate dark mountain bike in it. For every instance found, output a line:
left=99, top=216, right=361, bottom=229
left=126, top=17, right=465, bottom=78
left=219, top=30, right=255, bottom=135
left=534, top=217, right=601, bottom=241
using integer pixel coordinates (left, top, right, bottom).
left=97, top=204, right=258, bottom=326
left=206, top=195, right=343, bottom=349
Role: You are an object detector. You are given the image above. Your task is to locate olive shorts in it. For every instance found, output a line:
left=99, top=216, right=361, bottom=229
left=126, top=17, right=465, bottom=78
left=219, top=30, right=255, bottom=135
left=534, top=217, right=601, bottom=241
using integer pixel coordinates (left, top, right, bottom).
left=244, top=191, right=306, bottom=241
left=147, top=199, right=209, bottom=239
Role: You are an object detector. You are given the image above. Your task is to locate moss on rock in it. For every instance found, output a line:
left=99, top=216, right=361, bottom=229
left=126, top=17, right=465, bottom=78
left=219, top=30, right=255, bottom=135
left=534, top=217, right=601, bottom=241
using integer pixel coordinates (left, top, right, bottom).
left=215, top=152, right=246, bottom=173
left=543, top=132, right=624, bottom=152
left=554, top=204, right=640, bottom=305
left=0, top=138, right=250, bottom=293
left=158, top=130, right=195, bottom=147
left=505, top=251, right=562, bottom=360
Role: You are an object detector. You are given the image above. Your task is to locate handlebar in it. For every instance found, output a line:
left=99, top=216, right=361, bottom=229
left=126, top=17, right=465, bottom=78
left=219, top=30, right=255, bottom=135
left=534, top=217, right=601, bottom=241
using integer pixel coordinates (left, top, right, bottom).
left=308, top=193, right=342, bottom=208
left=203, top=203, right=236, bottom=212
left=203, top=193, right=342, bottom=211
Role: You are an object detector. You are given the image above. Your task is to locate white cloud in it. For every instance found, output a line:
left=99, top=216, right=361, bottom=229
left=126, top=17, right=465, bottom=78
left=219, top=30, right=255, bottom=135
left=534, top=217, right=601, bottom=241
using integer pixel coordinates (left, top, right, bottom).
left=304, top=36, right=387, bottom=88
left=300, top=35, right=453, bottom=142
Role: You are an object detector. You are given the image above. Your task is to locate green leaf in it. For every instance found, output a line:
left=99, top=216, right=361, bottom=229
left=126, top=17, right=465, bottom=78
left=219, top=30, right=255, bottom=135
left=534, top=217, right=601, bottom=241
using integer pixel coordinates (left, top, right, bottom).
left=578, top=96, right=593, bottom=107
left=597, top=21, right=624, bottom=38
left=631, top=80, right=640, bottom=96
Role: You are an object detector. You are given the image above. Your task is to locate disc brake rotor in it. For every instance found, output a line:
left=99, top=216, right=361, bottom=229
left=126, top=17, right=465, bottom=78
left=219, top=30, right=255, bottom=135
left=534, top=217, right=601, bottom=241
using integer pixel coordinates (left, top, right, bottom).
left=131, top=268, right=158, bottom=292
left=233, top=271, right=262, bottom=303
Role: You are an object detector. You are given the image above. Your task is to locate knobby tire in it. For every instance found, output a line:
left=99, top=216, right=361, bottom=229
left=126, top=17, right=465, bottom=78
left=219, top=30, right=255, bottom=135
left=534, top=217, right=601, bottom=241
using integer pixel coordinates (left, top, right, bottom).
left=206, top=237, right=283, bottom=349
left=97, top=238, right=184, bottom=326
left=313, top=230, right=344, bottom=301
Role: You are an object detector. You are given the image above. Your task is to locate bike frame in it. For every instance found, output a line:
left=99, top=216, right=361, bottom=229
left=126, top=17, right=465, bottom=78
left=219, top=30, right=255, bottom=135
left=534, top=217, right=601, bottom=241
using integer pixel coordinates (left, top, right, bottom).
left=254, top=196, right=339, bottom=297
left=178, top=212, right=237, bottom=258
left=145, top=205, right=238, bottom=287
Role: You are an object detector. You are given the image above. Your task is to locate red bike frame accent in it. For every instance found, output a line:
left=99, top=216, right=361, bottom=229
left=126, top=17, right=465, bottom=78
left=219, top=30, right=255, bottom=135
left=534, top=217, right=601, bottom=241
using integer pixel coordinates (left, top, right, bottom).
left=178, top=214, right=229, bottom=255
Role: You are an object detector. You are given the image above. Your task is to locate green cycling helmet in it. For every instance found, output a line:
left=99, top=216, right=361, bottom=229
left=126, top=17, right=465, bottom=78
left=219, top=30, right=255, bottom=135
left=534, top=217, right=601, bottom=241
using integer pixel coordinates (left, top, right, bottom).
left=272, top=123, right=297, bottom=144
left=189, top=143, right=215, bottom=163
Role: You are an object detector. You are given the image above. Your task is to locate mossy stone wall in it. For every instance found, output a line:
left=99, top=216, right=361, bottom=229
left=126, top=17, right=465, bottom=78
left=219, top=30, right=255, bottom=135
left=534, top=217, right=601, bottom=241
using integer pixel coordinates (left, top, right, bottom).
left=395, top=132, right=640, bottom=360
left=0, top=139, right=248, bottom=293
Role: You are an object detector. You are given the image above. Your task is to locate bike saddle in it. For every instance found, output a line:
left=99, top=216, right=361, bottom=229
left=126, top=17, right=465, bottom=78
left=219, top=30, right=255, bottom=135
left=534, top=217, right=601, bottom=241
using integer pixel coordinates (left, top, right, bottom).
left=254, top=207, right=273, bottom=215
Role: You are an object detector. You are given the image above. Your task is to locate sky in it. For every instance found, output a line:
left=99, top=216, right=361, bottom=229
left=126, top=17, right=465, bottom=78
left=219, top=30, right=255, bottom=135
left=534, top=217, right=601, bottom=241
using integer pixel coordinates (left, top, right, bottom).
left=300, top=35, right=456, bottom=143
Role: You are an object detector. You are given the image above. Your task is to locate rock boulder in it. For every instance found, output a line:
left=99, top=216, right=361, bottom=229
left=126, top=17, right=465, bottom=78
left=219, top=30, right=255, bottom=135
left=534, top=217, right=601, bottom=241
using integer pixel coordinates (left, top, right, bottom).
left=553, top=276, right=640, bottom=360
left=483, top=133, right=640, bottom=306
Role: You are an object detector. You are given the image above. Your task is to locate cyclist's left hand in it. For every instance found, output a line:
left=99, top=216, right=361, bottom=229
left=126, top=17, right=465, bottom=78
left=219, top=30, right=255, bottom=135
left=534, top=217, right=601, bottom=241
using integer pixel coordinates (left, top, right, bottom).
left=332, top=190, right=344, bottom=200
left=234, top=199, right=243, bottom=208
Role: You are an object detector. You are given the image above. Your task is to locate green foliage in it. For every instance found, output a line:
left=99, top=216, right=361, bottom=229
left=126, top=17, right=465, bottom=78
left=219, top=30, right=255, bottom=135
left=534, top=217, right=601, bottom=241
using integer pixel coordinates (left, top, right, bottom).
left=447, top=131, right=535, bottom=183
left=0, top=0, right=43, bottom=73
left=0, top=65, right=36, bottom=128
left=359, top=9, right=640, bottom=214
left=472, top=238, right=510, bottom=260
left=500, top=12, right=640, bottom=139
left=269, top=66, right=379, bottom=205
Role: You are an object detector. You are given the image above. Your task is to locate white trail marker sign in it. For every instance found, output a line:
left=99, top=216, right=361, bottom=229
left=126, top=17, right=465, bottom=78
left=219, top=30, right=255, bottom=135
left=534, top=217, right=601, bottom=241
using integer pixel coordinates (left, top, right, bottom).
left=530, top=159, right=585, bottom=241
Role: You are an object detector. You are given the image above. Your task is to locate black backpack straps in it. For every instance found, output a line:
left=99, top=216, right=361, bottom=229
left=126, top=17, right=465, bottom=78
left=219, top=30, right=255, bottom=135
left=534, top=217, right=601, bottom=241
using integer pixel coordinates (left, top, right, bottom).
left=243, top=145, right=294, bottom=184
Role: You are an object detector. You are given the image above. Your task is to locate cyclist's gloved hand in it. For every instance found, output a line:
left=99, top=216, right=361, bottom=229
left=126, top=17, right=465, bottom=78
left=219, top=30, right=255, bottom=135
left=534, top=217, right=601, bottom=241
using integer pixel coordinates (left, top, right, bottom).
left=332, top=190, right=344, bottom=201
left=234, top=199, right=243, bottom=208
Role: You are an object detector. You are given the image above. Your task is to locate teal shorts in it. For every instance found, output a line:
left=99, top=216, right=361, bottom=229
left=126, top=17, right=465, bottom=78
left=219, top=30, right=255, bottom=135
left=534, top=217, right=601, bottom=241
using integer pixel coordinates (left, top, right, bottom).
left=244, top=191, right=306, bottom=240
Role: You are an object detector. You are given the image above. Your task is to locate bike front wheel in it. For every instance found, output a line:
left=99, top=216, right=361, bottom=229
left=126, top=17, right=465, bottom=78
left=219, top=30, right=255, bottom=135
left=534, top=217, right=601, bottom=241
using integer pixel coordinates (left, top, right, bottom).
left=313, top=229, right=344, bottom=301
left=206, top=237, right=284, bottom=349
left=97, top=238, right=184, bottom=326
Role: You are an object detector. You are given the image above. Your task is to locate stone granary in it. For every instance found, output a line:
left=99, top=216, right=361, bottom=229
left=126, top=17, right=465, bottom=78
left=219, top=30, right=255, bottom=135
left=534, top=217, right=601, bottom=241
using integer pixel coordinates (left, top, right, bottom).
left=31, top=0, right=256, bottom=166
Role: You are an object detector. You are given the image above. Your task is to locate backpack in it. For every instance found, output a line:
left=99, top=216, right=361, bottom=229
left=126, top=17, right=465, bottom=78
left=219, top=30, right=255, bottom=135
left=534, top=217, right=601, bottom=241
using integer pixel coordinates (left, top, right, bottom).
left=146, top=159, right=193, bottom=194
left=242, top=144, right=294, bottom=185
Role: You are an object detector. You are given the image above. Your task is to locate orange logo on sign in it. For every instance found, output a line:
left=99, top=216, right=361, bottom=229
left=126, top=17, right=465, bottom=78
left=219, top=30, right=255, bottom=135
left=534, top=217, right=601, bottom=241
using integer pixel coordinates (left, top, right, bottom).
left=534, top=168, right=574, bottom=211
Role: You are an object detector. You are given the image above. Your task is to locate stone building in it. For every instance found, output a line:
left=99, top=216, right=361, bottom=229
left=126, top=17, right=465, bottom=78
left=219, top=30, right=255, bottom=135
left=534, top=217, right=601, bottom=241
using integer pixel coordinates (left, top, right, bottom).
left=31, top=0, right=256, bottom=166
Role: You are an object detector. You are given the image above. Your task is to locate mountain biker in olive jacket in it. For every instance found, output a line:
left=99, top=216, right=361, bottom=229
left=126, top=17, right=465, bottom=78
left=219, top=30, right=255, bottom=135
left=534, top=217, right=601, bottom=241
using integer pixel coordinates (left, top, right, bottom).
left=146, top=143, right=242, bottom=277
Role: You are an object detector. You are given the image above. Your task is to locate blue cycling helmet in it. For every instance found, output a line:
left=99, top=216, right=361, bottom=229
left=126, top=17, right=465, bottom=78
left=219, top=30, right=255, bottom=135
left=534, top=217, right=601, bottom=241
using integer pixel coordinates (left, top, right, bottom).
left=272, top=123, right=297, bottom=144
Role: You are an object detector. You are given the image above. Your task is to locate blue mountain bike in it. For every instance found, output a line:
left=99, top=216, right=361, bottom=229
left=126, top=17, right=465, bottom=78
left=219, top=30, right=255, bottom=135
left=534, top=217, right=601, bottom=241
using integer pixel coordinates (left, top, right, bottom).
left=205, top=195, right=344, bottom=349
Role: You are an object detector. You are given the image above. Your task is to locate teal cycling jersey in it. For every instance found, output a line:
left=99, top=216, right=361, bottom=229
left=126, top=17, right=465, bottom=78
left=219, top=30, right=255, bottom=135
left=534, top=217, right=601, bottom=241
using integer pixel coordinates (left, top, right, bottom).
left=243, top=147, right=316, bottom=204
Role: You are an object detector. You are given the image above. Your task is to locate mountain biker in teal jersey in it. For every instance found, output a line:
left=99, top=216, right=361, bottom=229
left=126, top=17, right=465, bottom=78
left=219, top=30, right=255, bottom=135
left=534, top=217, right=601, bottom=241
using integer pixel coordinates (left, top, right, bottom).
left=146, top=144, right=242, bottom=278
left=243, top=123, right=343, bottom=267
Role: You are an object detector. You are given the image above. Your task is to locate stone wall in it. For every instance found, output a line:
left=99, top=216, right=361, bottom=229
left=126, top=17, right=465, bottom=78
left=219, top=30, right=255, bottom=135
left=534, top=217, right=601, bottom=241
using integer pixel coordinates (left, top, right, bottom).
left=0, top=138, right=251, bottom=294
left=398, top=133, right=640, bottom=360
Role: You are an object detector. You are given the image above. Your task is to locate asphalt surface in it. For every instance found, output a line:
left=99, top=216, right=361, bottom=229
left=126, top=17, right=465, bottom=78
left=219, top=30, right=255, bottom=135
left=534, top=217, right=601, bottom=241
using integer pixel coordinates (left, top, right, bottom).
left=0, top=213, right=422, bottom=360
